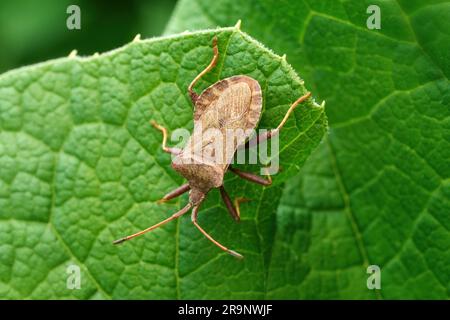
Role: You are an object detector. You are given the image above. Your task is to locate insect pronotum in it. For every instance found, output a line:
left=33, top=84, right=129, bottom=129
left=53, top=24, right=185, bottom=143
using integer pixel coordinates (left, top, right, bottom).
left=114, top=36, right=312, bottom=259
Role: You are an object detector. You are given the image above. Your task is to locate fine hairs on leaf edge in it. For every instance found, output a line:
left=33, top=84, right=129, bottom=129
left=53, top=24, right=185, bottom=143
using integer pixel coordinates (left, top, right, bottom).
left=0, top=24, right=325, bottom=110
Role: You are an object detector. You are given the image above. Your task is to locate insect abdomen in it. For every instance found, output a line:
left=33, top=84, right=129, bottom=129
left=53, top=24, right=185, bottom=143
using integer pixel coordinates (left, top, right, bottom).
left=195, top=75, right=262, bottom=134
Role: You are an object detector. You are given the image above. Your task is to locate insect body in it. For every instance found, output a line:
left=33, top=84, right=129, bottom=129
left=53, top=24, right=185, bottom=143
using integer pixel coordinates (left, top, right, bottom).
left=172, top=75, right=262, bottom=202
left=114, top=37, right=311, bottom=259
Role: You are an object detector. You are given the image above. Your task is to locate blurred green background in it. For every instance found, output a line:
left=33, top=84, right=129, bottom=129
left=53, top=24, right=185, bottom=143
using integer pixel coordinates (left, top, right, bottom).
left=0, top=0, right=177, bottom=73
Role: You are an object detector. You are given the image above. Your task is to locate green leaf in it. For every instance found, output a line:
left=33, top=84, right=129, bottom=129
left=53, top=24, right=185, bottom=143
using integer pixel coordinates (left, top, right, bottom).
left=0, top=27, right=326, bottom=298
left=167, top=0, right=450, bottom=298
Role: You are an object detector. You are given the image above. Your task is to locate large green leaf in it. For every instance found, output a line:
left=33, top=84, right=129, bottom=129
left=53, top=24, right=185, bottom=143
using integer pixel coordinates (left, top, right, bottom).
left=0, top=27, right=326, bottom=298
left=167, top=0, right=450, bottom=298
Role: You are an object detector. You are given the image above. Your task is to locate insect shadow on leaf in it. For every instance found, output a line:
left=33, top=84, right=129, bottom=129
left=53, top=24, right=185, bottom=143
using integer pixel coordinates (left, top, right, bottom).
left=113, top=36, right=311, bottom=259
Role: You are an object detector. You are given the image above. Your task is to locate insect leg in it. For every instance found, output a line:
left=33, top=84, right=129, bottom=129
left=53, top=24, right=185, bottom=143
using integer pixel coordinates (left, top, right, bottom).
left=187, top=36, right=219, bottom=103
left=241, top=130, right=275, bottom=149
left=229, top=167, right=272, bottom=186
left=234, top=197, right=251, bottom=219
left=158, top=183, right=190, bottom=203
left=219, top=186, right=239, bottom=221
left=275, top=91, right=311, bottom=132
left=241, top=92, right=312, bottom=149
left=113, top=203, right=192, bottom=245
left=191, top=204, right=243, bottom=259
left=150, top=120, right=181, bottom=155
left=219, top=186, right=250, bottom=221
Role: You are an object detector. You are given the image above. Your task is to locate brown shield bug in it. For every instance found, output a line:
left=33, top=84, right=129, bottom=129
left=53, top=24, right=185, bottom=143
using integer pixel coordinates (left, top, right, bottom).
left=114, top=37, right=311, bottom=259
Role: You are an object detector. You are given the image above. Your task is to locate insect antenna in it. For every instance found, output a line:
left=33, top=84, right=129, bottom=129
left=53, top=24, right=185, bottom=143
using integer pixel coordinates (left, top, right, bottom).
left=191, top=204, right=243, bottom=259
left=113, top=202, right=193, bottom=245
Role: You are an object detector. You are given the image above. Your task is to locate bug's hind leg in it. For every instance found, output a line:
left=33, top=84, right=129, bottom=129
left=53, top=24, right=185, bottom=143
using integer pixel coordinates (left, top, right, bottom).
left=242, top=92, right=312, bottom=149
left=187, top=36, right=219, bottom=103
left=219, top=186, right=250, bottom=222
left=229, top=167, right=272, bottom=186
left=274, top=91, right=312, bottom=132
left=191, top=204, right=243, bottom=259
left=158, top=183, right=191, bottom=203
left=150, top=120, right=181, bottom=155
left=113, top=203, right=192, bottom=245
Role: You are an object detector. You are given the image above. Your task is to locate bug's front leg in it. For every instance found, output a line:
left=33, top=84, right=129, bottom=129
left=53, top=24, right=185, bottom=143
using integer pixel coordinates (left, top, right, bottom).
left=241, top=92, right=312, bottom=149
left=219, top=186, right=250, bottom=222
left=187, top=36, right=219, bottom=104
left=150, top=120, right=181, bottom=155
left=158, top=183, right=190, bottom=203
